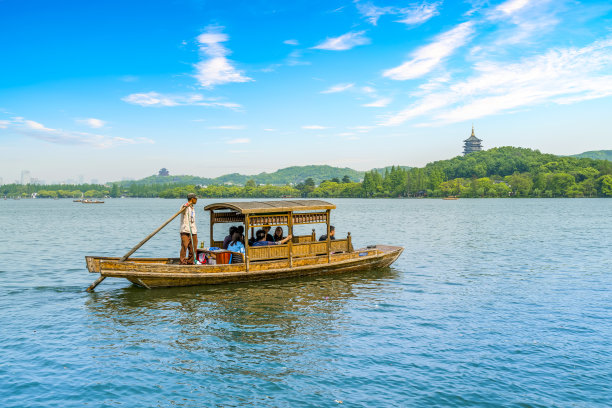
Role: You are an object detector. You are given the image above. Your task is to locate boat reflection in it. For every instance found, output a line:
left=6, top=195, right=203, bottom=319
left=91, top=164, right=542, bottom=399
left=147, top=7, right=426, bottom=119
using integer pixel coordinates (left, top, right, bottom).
left=84, top=268, right=399, bottom=377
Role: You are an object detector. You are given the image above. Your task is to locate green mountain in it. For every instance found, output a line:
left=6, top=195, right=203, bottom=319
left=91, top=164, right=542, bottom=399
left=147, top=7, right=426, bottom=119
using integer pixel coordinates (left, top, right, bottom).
left=122, top=165, right=374, bottom=186
left=570, top=150, right=612, bottom=161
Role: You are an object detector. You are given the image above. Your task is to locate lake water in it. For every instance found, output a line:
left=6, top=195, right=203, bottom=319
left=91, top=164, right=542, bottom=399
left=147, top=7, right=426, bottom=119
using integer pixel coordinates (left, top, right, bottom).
left=0, top=198, right=610, bottom=407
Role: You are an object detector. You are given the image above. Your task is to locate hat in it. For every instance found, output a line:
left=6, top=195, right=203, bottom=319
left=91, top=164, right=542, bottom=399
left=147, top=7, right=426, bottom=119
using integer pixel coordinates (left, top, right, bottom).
left=187, top=193, right=198, bottom=200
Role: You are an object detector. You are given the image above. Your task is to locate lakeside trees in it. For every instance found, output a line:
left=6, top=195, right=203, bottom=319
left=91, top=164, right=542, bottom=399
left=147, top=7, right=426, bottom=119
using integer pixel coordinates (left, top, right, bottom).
left=3, top=147, right=611, bottom=199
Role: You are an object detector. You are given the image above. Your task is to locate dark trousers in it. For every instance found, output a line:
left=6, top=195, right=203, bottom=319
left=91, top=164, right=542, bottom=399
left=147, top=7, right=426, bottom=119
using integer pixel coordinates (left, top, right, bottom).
left=180, top=233, right=198, bottom=265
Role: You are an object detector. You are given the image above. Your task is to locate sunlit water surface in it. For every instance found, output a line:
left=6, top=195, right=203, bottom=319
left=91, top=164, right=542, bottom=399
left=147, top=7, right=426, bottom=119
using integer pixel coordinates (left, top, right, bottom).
left=0, top=198, right=610, bottom=407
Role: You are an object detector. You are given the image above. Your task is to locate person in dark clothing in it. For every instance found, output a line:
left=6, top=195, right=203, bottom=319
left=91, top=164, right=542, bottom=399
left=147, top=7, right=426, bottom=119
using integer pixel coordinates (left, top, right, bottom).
left=318, top=225, right=336, bottom=241
left=222, top=226, right=238, bottom=249
left=252, top=229, right=292, bottom=246
left=236, top=225, right=245, bottom=242
left=262, top=226, right=274, bottom=242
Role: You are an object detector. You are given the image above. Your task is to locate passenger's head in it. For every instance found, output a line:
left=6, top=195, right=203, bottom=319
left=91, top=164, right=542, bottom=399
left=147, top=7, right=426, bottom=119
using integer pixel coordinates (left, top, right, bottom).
left=237, top=225, right=244, bottom=234
left=263, top=226, right=271, bottom=233
left=330, top=225, right=335, bottom=236
left=256, top=229, right=266, bottom=241
left=274, top=227, right=283, bottom=238
left=229, top=226, right=237, bottom=236
left=231, top=232, right=241, bottom=244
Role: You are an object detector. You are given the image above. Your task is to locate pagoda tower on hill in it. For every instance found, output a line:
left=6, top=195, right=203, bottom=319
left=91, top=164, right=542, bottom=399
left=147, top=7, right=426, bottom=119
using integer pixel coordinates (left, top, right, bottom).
left=463, top=125, right=483, bottom=155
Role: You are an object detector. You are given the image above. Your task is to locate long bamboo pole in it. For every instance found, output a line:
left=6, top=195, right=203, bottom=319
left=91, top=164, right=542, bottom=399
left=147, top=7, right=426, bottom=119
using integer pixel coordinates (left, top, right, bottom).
left=85, top=205, right=189, bottom=292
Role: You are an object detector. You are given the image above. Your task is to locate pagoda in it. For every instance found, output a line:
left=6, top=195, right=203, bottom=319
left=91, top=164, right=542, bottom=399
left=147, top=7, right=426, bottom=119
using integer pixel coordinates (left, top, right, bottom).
left=463, top=125, right=483, bottom=155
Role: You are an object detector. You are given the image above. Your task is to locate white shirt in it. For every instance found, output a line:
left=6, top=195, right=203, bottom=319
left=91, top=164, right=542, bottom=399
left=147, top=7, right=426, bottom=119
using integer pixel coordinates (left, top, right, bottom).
left=180, top=204, right=197, bottom=234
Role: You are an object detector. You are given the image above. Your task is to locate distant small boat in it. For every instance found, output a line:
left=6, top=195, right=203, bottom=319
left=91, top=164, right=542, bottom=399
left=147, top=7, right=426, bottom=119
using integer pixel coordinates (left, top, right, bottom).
left=73, top=199, right=82, bottom=202
left=443, top=196, right=459, bottom=200
left=82, top=199, right=105, bottom=204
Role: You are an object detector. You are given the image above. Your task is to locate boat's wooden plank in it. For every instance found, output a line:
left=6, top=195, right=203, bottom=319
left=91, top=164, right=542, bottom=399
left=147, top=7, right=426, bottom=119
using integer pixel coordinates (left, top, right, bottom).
left=119, top=249, right=401, bottom=287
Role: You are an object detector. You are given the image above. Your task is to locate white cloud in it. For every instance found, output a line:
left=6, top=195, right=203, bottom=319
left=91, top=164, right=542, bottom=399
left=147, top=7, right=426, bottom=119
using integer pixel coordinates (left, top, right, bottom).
left=383, top=21, right=474, bottom=80
left=381, top=37, right=612, bottom=126
left=312, top=31, right=371, bottom=51
left=25, top=120, right=54, bottom=131
left=194, top=26, right=252, bottom=87
left=496, top=0, right=531, bottom=15
left=302, top=125, right=330, bottom=130
left=226, top=138, right=250, bottom=144
left=396, top=2, right=442, bottom=25
left=321, top=83, right=354, bottom=94
left=1, top=117, right=154, bottom=148
left=284, top=39, right=299, bottom=45
left=356, top=3, right=393, bottom=25
left=263, top=128, right=277, bottom=131
left=363, top=98, right=392, bottom=107
left=286, top=49, right=310, bottom=66
left=122, top=92, right=240, bottom=109
left=77, top=118, right=106, bottom=128
left=356, top=1, right=440, bottom=26
left=485, top=0, right=558, bottom=47
left=0, top=120, right=9, bottom=128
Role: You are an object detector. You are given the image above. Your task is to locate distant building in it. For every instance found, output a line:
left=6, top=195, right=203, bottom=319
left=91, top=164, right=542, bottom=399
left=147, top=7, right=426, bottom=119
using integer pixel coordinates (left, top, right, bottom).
left=463, top=126, right=483, bottom=155
left=20, top=170, right=31, bottom=185
left=158, top=168, right=170, bottom=176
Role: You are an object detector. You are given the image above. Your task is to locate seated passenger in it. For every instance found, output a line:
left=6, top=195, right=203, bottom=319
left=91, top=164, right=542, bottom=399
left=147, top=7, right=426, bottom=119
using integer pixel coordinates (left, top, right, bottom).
left=227, top=232, right=245, bottom=253
left=236, top=225, right=245, bottom=242
left=273, top=226, right=285, bottom=242
left=252, top=229, right=292, bottom=246
left=318, top=225, right=336, bottom=241
left=262, top=226, right=274, bottom=242
left=223, top=226, right=238, bottom=249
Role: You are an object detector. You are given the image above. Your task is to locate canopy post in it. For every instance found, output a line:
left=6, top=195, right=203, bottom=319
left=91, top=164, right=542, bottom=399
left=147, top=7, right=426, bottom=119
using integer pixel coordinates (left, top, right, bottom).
left=326, top=209, right=331, bottom=263
left=244, top=215, right=250, bottom=272
left=209, top=210, right=214, bottom=247
left=288, top=211, right=293, bottom=268
left=348, top=232, right=353, bottom=252
left=311, top=229, right=316, bottom=241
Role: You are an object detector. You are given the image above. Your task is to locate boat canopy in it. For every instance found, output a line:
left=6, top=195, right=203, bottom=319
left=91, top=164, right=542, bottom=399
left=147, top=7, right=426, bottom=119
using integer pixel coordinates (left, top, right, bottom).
left=204, top=200, right=335, bottom=214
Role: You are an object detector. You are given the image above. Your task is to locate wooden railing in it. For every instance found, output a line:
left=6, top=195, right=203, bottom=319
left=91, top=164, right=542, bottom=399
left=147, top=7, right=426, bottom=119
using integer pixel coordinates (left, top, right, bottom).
left=249, top=244, right=290, bottom=261
left=330, top=238, right=352, bottom=253
left=248, top=238, right=352, bottom=262
left=292, top=232, right=316, bottom=243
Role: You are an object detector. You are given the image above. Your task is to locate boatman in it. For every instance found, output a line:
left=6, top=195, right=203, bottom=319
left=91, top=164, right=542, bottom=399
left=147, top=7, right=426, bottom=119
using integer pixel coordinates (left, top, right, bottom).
left=179, top=193, right=198, bottom=264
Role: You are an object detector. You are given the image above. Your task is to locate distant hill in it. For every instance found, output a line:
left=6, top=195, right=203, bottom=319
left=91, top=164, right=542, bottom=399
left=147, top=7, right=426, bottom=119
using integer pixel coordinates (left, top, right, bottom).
left=120, top=165, right=390, bottom=186
left=570, top=150, right=612, bottom=161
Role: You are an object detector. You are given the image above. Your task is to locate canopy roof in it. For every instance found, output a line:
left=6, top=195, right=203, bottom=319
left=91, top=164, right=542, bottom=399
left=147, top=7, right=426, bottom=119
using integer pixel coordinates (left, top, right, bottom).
left=204, top=200, right=336, bottom=214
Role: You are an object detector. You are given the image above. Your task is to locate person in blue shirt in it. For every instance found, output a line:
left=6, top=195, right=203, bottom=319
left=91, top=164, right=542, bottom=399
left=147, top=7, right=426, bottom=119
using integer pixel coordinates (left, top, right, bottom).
left=227, top=232, right=245, bottom=253
left=252, top=229, right=292, bottom=246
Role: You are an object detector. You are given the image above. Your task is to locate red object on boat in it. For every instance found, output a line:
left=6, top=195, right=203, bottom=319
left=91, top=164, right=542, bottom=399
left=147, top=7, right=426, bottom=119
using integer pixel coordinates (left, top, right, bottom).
left=216, top=252, right=232, bottom=264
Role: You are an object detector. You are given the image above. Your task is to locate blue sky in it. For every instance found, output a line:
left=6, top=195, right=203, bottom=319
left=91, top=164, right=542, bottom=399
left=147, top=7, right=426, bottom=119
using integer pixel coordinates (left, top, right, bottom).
left=1, top=0, right=611, bottom=183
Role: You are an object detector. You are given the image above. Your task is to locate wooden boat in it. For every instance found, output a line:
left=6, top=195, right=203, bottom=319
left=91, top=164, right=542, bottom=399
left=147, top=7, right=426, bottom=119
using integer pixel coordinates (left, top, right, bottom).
left=85, top=200, right=403, bottom=289
left=443, top=196, right=459, bottom=200
left=82, top=199, right=104, bottom=204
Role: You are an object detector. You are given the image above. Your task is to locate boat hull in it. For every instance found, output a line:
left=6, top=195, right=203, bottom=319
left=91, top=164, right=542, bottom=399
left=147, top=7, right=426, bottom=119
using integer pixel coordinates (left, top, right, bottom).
left=86, top=246, right=403, bottom=288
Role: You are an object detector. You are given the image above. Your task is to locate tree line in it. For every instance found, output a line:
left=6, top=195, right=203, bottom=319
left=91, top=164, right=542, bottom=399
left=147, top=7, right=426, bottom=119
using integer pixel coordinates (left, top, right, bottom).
left=3, top=147, right=611, bottom=199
